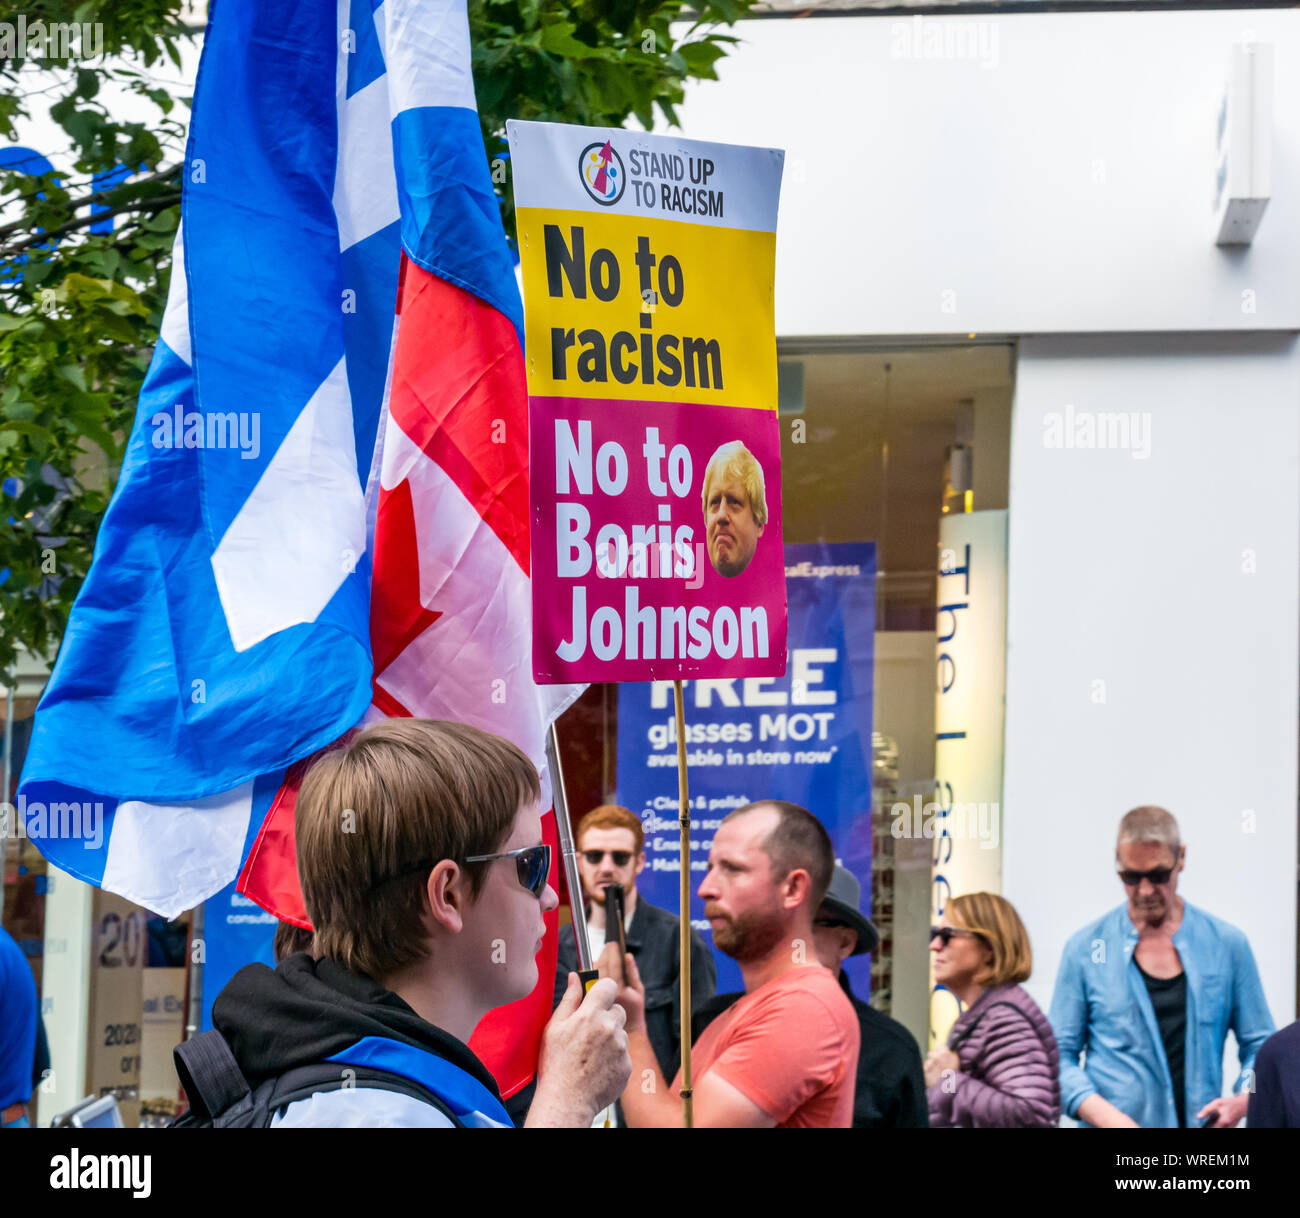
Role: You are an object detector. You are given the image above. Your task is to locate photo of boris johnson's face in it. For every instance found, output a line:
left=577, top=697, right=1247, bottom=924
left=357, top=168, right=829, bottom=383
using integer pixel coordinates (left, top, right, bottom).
left=705, top=475, right=764, bottom=577
left=702, top=442, right=767, bottom=578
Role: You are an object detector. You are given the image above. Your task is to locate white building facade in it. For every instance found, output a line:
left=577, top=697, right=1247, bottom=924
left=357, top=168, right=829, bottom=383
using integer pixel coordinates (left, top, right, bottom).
left=671, top=5, right=1299, bottom=1069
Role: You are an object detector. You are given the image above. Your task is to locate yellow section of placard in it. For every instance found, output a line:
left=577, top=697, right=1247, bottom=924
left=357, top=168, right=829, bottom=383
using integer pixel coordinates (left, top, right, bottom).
left=517, top=206, right=776, bottom=412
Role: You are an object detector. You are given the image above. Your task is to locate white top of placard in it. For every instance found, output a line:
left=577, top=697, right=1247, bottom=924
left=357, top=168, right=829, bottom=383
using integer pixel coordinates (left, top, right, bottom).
left=506, top=120, right=784, bottom=234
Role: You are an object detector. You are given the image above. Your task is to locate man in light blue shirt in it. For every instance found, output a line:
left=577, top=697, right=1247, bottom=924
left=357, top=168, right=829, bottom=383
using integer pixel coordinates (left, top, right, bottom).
left=1050, top=806, right=1273, bottom=1129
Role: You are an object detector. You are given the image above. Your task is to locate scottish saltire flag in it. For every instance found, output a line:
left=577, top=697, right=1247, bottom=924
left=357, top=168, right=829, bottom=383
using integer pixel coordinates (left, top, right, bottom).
left=19, top=0, right=581, bottom=1091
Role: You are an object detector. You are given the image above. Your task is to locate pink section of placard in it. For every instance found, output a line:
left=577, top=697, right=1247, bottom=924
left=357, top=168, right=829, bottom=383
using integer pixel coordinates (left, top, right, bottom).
left=531, top=395, right=787, bottom=683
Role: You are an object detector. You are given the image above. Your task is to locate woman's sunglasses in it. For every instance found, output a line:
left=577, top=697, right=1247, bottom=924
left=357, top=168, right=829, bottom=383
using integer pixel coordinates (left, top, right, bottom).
left=930, top=926, right=983, bottom=947
left=582, top=849, right=634, bottom=868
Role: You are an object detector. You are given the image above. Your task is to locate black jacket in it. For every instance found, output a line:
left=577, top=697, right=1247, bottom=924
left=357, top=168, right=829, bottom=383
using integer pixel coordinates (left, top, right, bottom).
left=554, top=895, right=717, bottom=1080
left=1248, top=1019, right=1300, bottom=1128
left=692, top=971, right=929, bottom=1129
left=840, top=973, right=929, bottom=1129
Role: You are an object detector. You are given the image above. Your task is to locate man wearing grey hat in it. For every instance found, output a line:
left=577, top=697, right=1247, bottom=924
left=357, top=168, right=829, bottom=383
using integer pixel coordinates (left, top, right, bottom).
left=693, top=863, right=929, bottom=1128
left=813, top=864, right=928, bottom=1128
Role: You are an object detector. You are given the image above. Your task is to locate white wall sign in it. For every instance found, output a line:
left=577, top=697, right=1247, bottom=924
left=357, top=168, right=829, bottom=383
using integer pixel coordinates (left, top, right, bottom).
left=930, top=509, right=1008, bottom=1046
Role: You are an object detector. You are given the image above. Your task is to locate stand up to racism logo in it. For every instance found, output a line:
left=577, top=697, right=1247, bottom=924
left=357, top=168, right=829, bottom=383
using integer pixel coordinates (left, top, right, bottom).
left=579, top=139, right=626, bottom=206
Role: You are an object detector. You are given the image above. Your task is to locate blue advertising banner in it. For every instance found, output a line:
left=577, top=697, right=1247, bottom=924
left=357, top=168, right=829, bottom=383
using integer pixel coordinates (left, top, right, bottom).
left=199, top=879, right=278, bottom=1032
left=616, top=541, right=876, bottom=997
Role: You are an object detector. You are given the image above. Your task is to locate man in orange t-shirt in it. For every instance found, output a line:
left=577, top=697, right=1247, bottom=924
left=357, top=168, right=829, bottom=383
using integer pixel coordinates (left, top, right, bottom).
left=602, top=800, right=859, bottom=1127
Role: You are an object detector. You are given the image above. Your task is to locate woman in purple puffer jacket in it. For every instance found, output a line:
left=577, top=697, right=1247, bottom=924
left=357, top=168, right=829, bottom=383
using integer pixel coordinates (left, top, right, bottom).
left=925, top=892, right=1061, bottom=1128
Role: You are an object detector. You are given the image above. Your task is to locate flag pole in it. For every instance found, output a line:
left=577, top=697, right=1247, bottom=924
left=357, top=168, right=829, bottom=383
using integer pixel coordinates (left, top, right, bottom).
left=547, top=723, right=592, bottom=973
left=549, top=721, right=618, bottom=1129
left=184, top=902, right=204, bottom=1043
left=673, top=679, right=693, bottom=1129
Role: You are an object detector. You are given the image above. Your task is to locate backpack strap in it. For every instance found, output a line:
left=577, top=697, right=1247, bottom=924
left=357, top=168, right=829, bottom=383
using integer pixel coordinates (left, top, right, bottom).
left=254, top=1063, right=466, bottom=1128
left=173, top=1031, right=473, bottom=1128
left=173, top=1030, right=252, bottom=1122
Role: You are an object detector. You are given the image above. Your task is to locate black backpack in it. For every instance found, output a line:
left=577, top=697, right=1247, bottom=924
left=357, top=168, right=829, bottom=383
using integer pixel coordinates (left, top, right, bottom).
left=169, top=1030, right=465, bottom=1128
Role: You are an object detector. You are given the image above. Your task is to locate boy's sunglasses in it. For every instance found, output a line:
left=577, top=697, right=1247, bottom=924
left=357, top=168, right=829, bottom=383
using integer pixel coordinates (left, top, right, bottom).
left=465, top=844, right=552, bottom=898
left=1117, top=866, right=1174, bottom=887
left=372, top=843, right=552, bottom=898
left=583, top=849, right=634, bottom=867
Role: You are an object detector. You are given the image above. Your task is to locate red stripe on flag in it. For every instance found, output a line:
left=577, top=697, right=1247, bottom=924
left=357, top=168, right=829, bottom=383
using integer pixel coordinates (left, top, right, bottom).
left=236, top=764, right=312, bottom=927
left=370, top=476, right=442, bottom=678
left=388, top=258, right=530, bottom=575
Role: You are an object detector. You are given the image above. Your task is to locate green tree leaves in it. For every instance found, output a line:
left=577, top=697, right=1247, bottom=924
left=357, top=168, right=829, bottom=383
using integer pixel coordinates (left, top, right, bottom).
left=0, top=0, right=188, bottom=675
left=0, top=0, right=756, bottom=678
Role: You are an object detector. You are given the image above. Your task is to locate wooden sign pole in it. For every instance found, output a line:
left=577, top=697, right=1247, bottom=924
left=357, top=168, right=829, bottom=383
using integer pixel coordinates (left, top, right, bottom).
left=673, top=679, right=693, bottom=1129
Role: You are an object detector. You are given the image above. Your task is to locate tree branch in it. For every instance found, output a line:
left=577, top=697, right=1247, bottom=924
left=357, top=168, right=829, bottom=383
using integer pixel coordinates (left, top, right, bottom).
left=0, top=191, right=181, bottom=258
left=0, top=165, right=181, bottom=241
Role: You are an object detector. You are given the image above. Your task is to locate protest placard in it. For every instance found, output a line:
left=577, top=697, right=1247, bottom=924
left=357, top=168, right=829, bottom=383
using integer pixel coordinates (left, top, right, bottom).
left=507, top=121, right=786, bottom=683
